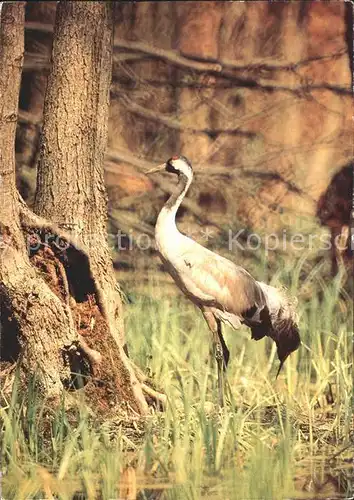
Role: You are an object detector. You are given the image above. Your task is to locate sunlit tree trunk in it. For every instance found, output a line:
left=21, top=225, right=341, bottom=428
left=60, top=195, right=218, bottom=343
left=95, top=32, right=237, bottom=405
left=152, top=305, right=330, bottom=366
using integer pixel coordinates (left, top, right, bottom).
left=0, top=2, right=77, bottom=399
left=16, top=2, right=56, bottom=203
left=1, top=1, right=148, bottom=414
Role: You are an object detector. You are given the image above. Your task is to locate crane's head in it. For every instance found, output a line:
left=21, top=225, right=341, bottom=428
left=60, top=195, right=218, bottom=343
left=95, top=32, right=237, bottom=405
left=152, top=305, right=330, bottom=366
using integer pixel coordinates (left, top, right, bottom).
left=274, top=319, right=301, bottom=378
left=146, top=155, right=193, bottom=180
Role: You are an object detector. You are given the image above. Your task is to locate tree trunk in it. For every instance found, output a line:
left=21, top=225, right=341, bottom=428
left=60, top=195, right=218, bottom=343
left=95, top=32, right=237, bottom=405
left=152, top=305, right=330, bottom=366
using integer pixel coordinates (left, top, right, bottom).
left=16, top=3, right=56, bottom=203
left=1, top=2, right=149, bottom=414
left=34, top=1, right=126, bottom=348
left=0, top=2, right=76, bottom=399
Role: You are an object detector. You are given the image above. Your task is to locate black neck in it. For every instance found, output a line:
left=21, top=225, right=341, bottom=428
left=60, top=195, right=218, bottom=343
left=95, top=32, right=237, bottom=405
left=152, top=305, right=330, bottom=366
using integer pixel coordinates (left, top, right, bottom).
left=164, top=173, right=191, bottom=214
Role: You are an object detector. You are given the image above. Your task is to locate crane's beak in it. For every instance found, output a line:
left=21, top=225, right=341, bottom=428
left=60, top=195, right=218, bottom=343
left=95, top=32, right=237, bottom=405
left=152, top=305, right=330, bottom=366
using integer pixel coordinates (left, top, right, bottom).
left=275, top=360, right=284, bottom=379
left=275, top=352, right=290, bottom=379
left=146, top=163, right=166, bottom=175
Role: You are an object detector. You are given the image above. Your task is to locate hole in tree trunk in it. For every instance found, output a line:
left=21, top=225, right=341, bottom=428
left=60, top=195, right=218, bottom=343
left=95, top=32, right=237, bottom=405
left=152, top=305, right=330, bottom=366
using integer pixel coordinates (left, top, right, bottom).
left=62, top=345, right=92, bottom=391
left=0, top=300, right=21, bottom=363
left=64, top=247, right=96, bottom=303
left=27, top=229, right=97, bottom=304
left=26, top=229, right=120, bottom=402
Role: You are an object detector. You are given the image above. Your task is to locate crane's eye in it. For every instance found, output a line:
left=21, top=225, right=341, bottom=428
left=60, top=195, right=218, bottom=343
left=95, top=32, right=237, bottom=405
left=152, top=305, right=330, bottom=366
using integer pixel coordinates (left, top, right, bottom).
left=166, top=161, right=179, bottom=174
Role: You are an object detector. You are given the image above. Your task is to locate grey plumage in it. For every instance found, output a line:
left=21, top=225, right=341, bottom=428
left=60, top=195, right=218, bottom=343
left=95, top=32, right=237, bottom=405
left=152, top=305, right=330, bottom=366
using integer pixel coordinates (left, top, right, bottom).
left=148, top=155, right=300, bottom=404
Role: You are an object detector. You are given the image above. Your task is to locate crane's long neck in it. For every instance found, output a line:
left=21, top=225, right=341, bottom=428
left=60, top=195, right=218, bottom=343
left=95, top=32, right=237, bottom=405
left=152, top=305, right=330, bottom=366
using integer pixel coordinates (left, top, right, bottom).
left=156, top=172, right=192, bottom=237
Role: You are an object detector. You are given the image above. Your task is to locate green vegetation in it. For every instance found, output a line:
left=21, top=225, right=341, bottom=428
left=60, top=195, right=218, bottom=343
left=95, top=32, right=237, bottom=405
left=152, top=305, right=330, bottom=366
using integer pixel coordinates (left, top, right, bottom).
left=1, top=258, right=353, bottom=499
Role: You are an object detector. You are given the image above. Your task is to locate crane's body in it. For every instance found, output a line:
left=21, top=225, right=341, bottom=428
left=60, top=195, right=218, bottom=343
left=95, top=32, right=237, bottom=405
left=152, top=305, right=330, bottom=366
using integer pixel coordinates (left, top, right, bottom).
left=148, top=156, right=300, bottom=404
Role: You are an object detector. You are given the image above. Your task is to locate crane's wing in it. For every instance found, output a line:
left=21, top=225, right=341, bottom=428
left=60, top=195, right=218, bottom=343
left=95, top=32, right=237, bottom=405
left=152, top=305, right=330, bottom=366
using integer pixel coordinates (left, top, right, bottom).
left=170, top=237, right=270, bottom=333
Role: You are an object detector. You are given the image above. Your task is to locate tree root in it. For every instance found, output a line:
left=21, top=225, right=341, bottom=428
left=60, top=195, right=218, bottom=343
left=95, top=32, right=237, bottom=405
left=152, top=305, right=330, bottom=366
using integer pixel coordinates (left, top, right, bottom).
left=18, top=193, right=115, bottom=324
left=17, top=192, right=167, bottom=413
left=141, top=383, right=167, bottom=407
left=19, top=192, right=86, bottom=252
left=77, top=337, right=167, bottom=407
left=128, top=359, right=148, bottom=383
left=0, top=362, right=17, bottom=400
left=77, top=334, right=102, bottom=373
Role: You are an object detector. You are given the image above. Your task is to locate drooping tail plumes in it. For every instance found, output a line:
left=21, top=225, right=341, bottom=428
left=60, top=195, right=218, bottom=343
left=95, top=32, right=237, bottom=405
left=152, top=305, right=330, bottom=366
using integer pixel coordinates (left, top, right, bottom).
left=257, top=282, right=301, bottom=375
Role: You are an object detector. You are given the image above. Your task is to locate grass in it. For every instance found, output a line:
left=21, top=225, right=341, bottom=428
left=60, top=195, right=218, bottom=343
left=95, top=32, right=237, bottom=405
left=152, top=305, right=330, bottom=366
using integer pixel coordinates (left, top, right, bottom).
left=1, top=256, right=353, bottom=499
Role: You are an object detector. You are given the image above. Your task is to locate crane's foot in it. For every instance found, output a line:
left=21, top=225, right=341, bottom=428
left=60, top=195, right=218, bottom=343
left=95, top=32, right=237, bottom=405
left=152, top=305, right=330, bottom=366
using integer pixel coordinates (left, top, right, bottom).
left=218, top=371, right=224, bottom=407
left=216, top=346, right=225, bottom=407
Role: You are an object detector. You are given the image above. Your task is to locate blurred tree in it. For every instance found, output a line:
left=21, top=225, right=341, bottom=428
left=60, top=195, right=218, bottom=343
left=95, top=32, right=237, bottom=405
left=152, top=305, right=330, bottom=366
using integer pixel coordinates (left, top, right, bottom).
left=12, top=2, right=353, bottom=277
left=316, top=162, right=353, bottom=275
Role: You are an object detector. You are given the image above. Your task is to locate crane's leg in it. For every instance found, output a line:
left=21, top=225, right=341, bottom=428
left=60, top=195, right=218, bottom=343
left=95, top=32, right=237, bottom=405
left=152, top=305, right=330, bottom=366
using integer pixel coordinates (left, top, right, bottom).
left=202, top=309, right=229, bottom=406
left=217, top=320, right=230, bottom=370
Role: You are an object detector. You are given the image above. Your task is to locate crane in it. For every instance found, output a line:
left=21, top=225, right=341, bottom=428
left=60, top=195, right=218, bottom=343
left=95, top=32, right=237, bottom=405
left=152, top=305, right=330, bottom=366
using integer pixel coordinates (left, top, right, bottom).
left=147, top=155, right=300, bottom=405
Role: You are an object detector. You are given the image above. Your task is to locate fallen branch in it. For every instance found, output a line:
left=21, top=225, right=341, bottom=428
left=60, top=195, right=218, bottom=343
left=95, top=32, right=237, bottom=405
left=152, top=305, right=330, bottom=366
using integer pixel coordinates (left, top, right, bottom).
left=117, top=94, right=256, bottom=138
left=25, top=23, right=351, bottom=95
left=26, top=22, right=346, bottom=75
left=114, top=37, right=222, bottom=73
left=19, top=193, right=89, bottom=255
left=114, top=37, right=346, bottom=73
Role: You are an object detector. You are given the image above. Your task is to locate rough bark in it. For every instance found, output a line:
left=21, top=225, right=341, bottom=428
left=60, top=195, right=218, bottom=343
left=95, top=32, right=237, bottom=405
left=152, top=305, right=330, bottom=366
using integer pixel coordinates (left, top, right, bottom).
left=34, top=2, right=125, bottom=342
left=0, top=3, right=77, bottom=400
left=1, top=2, right=149, bottom=414
left=32, top=1, right=148, bottom=414
left=16, top=3, right=56, bottom=203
